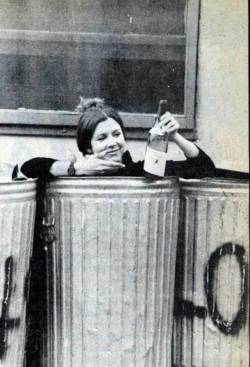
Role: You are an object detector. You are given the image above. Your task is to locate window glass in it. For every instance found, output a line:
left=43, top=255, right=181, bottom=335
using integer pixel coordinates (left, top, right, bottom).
left=0, top=0, right=185, bottom=34
left=0, top=0, right=186, bottom=114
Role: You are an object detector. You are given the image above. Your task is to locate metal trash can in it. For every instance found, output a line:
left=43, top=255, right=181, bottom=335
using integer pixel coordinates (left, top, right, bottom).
left=42, top=177, right=179, bottom=367
left=172, top=178, right=249, bottom=367
left=0, top=179, right=36, bottom=367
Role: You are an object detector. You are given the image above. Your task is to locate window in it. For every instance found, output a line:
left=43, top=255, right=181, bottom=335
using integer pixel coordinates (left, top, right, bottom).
left=0, top=0, right=199, bottom=139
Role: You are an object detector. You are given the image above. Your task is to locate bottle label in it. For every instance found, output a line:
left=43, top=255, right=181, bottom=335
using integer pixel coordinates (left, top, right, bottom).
left=143, top=146, right=167, bottom=177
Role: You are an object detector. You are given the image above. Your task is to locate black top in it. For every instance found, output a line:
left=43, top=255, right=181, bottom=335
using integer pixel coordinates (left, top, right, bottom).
left=21, top=147, right=216, bottom=180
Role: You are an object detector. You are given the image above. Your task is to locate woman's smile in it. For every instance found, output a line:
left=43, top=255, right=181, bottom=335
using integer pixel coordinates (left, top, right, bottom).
left=105, top=148, right=120, bottom=154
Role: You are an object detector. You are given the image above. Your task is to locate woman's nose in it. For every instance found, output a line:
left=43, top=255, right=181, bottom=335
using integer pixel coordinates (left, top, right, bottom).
left=106, top=136, right=117, bottom=148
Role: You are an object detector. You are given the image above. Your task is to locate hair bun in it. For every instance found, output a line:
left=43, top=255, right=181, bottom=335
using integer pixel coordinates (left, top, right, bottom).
left=75, top=97, right=105, bottom=113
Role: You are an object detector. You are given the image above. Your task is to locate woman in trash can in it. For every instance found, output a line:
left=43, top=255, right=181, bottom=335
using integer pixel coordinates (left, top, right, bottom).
left=21, top=98, right=216, bottom=179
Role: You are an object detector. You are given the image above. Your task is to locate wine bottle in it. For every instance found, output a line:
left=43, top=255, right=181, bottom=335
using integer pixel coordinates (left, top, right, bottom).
left=143, top=100, right=169, bottom=179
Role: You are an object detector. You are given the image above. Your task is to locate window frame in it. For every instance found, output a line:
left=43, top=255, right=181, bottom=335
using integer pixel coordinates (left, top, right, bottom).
left=0, top=0, right=199, bottom=140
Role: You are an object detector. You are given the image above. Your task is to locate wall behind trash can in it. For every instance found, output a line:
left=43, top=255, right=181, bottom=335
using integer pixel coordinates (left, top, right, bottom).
left=196, top=0, right=248, bottom=172
left=0, top=0, right=248, bottom=172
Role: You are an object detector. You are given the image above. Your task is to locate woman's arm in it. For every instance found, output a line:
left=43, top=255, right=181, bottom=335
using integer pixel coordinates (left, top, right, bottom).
left=165, top=147, right=216, bottom=178
left=49, top=160, right=73, bottom=176
left=21, top=155, right=125, bottom=178
left=157, top=112, right=216, bottom=178
left=22, top=158, right=77, bottom=178
left=21, top=158, right=58, bottom=179
left=171, top=133, right=199, bottom=158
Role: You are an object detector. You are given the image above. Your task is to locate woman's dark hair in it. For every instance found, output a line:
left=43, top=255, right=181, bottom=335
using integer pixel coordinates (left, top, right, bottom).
left=76, top=98, right=125, bottom=155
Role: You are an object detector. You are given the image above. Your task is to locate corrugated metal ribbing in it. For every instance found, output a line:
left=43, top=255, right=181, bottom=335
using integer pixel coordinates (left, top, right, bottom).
left=43, top=177, right=179, bottom=367
left=0, top=180, right=36, bottom=367
left=172, top=179, right=249, bottom=367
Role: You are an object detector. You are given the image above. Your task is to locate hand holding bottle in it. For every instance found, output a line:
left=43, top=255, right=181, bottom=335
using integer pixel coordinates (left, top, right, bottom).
left=158, top=112, right=199, bottom=157
left=143, top=100, right=169, bottom=178
left=158, top=112, right=180, bottom=140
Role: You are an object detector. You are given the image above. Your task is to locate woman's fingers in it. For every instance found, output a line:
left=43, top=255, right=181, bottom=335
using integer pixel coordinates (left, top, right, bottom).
left=85, top=151, right=107, bottom=160
left=165, top=125, right=178, bottom=134
left=75, top=152, right=125, bottom=176
left=160, top=111, right=172, bottom=120
left=158, top=113, right=180, bottom=134
left=95, top=151, right=107, bottom=159
left=159, top=118, right=171, bottom=128
left=159, top=112, right=172, bottom=128
left=106, top=161, right=123, bottom=168
left=74, top=155, right=124, bottom=175
left=100, top=162, right=125, bottom=171
left=164, top=122, right=175, bottom=130
left=87, top=157, right=124, bottom=171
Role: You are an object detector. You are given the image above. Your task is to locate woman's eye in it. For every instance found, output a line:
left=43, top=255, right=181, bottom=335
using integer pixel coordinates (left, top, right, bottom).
left=113, top=131, right=121, bottom=137
left=97, top=135, right=105, bottom=141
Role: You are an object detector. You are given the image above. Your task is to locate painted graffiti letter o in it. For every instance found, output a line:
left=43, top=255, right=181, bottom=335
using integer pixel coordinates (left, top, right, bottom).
left=204, top=242, right=248, bottom=335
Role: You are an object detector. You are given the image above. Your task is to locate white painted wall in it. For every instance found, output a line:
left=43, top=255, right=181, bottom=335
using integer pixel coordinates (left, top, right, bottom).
left=0, top=0, right=248, bottom=172
left=196, top=0, right=248, bottom=171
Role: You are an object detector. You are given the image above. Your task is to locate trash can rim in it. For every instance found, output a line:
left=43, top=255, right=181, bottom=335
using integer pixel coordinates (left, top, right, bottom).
left=180, top=177, right=249, bottom=189
left=47, top=175, right=179, bottom=189
left=0, top=178, right=37, bottom=197
left=0, top=178, right=37, bottom=185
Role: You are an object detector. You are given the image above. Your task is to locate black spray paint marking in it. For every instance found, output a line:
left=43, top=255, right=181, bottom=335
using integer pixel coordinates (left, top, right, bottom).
left=204, top=242, right=248, bottom=335
left=0, top=257, right=20, bottom=360
left=174, top=299, right=207, bottom=319
left=175, top=243, right=248, bottom=335
left=23, top=269, right=30, bottom=303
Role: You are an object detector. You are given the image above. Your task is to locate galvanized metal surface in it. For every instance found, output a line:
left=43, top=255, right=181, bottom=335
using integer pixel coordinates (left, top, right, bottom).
left=0, top=179, right=36, bottom=367
left=172, top=179, right=249, bottom=367
left=42, top=177, right=179, bottom=367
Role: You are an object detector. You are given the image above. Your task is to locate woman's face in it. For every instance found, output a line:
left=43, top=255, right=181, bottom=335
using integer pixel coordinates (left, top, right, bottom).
left=89, top=118, right=126, bottom=162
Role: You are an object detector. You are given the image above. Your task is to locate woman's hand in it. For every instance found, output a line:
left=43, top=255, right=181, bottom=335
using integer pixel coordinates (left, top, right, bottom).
left=158, top=112, right=180, bottom=140
left=74, top=152, right=125, bottom=176
left=157, top=111, right=199, bottom=157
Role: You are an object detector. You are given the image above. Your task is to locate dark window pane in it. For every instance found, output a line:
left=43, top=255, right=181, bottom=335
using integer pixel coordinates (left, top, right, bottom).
left=0, top=1, right=185, bottom=35
left=0, top=0, right=186, bottom=114
left=0, top=53, right=184, bottom=113
left=0, top=55, right=71, bottom=110
left=100, top=59, right=185, bottom=114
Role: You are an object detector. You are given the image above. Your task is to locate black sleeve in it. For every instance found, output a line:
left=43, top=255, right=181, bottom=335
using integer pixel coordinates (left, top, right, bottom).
left=21, top=157, right=58, bottom=179
left=165, top=147, right=216, bottom=179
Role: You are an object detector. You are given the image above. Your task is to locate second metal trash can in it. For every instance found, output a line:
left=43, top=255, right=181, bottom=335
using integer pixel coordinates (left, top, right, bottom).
left=172, top=178, right=249, bottom=367
left=41, top=177, right=179, bottom=367
left=0, top=179, right=36, bottom=367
